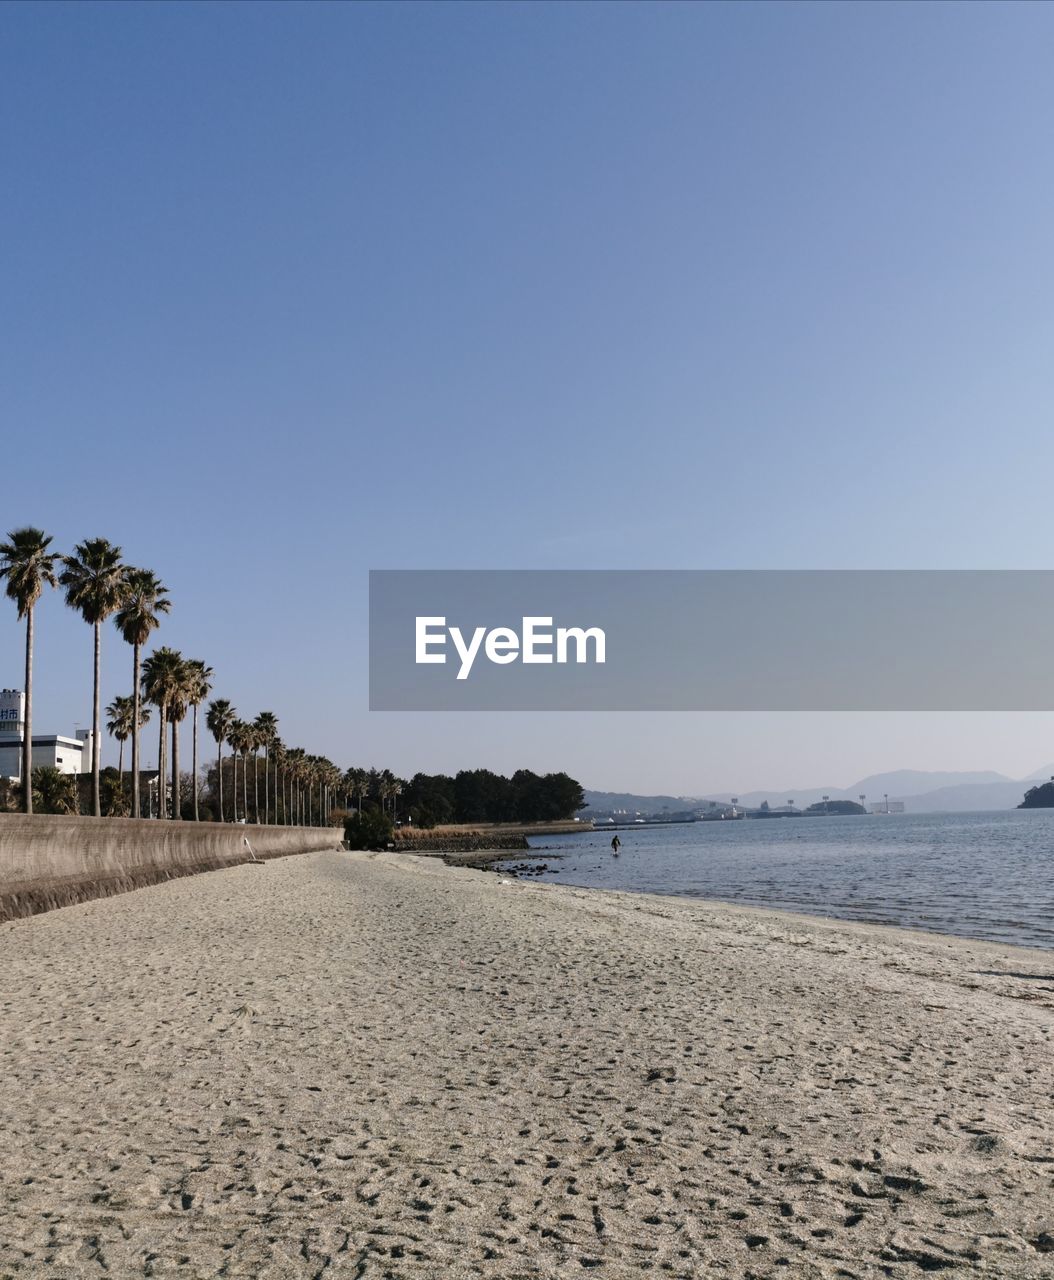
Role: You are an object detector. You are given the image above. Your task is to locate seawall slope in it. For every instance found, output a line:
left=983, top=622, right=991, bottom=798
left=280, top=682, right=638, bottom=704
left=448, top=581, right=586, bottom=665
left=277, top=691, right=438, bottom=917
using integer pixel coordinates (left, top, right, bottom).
left=0, top=814, right=338, bottom=922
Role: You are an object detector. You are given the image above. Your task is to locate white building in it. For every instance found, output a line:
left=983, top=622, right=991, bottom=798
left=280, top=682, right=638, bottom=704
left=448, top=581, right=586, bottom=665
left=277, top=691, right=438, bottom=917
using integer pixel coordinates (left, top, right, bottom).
left=0, top=688, right=94, bottom=781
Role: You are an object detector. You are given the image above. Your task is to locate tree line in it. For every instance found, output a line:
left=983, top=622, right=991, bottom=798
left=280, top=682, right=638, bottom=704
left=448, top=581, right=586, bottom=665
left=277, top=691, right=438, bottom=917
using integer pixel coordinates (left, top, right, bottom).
left=400, top=769, right=585, bottom=827
left=0, top=528, right=585, bottom=826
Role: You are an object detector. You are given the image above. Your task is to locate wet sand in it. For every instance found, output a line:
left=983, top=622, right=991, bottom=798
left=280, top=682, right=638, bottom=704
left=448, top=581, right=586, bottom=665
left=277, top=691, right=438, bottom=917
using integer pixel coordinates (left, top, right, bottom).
left=1, top=849, right=1052, bottom=1277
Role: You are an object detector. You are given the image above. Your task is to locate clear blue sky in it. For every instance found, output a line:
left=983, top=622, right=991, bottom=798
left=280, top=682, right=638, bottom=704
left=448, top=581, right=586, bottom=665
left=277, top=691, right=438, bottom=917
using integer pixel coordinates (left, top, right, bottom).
left=4, top=2, right=1054, bottom=793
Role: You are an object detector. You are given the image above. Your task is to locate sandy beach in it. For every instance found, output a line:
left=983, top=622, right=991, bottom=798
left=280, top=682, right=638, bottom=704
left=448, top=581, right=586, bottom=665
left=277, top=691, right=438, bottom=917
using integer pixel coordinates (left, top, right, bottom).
left=1, top=849, right=1052, bottom=1278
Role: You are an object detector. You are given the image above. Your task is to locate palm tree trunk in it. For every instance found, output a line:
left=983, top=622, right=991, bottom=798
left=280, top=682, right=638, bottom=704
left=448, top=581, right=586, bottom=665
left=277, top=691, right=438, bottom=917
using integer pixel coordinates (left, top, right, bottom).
left=157, top=702, right=167, bottom=819
left=22, top=606, right=33, bottom=814
left=131, top=641, right=142, bottom=818
left=171, top=715, right=180, bottom=820
left=241, top=752, right=248, bottom=820
left=264, top=747, right=270, bottom=824
left=117, top=737, right=124, bottom=801
left=216, top=736, right=224, bottom=823
left=232, top=751, right=238, bottom=822
left=91, top=619, right=101, bottom=818
left=191, top=706, right=198, bottom=820
left=253, top=751, right=259, bottom=824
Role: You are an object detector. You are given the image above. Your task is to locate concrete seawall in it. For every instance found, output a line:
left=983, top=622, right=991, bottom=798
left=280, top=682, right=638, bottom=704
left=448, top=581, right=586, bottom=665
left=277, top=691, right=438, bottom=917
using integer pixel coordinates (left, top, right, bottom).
left=0, top=814, right=339, bottom=923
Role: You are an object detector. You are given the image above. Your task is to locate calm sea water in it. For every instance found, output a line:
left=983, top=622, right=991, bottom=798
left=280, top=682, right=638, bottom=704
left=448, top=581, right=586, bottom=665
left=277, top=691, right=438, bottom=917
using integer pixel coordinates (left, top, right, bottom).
left=520, top=810, right=1054, bottom=950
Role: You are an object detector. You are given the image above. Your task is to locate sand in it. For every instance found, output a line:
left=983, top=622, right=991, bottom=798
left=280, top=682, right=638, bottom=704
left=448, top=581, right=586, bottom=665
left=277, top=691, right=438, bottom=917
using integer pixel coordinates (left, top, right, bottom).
left=1, top=849, right=1052, bottom=1278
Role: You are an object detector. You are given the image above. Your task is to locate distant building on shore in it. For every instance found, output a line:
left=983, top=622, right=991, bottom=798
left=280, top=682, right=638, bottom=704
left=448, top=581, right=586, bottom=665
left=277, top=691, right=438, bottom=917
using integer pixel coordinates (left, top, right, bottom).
left=0, top=688, right=94, bottom=781
left=870, top=798, right=905, bottom=814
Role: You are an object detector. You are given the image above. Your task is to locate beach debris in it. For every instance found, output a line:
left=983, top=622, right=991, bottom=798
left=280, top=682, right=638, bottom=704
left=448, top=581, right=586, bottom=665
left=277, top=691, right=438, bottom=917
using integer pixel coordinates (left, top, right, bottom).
left=645, top=1065, right=677, bottom=1083
left=229, top=1003, right=258, bottom=1035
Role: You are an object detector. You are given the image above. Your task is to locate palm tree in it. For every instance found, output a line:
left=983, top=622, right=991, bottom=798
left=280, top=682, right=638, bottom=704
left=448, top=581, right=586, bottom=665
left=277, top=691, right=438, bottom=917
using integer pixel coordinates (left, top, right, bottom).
left=378, top=768, right=396, bottom=817
left=249, top=721, right=262, bottom=823
left=305, top=755, right=320, bottom=824
left=0, top=528, right=59, bottom=814
left=141, top=647, right=183, bottom=819
left=326, top=760, right=343, bottom=825
left=167, top=660, right=192, bottom=820
left=106, top=694, right=150, bottom=802
left=31, top=765, right=79, bottom=815
left=206, top=699, right=235, bottom=822
left=228, top=720, right=252, bottom=822
left=347, top=767, right=369, bottom=815
left=114, top=569, right=170, bottom=818
left=286, top=747, right=306, bottom=824
left=227, top=719, right=242, bottom=821
left=184, top=660, right=213, bottom=821
left=59, top=538, right=126, bottom=817
left=254, top=711, right=278, bottom=823
left=271, top=739, right=287, bottom=824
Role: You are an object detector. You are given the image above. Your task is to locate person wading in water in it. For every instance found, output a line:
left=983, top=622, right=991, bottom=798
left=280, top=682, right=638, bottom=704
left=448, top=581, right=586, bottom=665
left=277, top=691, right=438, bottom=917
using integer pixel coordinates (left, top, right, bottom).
left=611, top=835, right=621, bottom=856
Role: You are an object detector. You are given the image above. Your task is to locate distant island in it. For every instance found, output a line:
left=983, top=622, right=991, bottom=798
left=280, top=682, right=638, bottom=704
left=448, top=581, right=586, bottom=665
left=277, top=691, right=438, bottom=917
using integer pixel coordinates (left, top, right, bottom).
left=585, top=766, right=1054, bottom=819
left=1018, top=781, right=1054, bottom=808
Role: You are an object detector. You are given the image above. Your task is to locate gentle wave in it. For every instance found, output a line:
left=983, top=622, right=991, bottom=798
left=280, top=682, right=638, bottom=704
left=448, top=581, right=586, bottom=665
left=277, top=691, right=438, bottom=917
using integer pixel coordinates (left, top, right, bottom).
left=523, top=809, right=1054, bottom=949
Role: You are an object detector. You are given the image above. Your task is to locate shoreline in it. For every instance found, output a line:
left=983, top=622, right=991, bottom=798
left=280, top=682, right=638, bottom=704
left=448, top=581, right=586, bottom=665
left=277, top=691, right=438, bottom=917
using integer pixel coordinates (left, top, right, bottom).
left=1, top=849, right=1052, bottom=1276
left=428, top=844, right=1054, bottom=954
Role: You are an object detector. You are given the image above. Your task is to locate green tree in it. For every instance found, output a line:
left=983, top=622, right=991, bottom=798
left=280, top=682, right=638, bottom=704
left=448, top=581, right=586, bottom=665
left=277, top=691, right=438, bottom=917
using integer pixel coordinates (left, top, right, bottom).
left=114, top=570, right=170, bottom=818
left=184, top=660, right=213, bottom=821
left=31, top=765, right=78, bottom=815
left=59, top=538, right=127, bottom=817
left=253, top=711, right=278, bottom=824
left=344, top=808, right=394, bottom=850
left=205, top=698, right=235, bottom=822
left=404, top=772, right=455, bottom=826
left=0, top=777, right=17, bottom=813
left=347, top=767, right=371, bottom=815
left=249, top=720, right=263, bottom=822
left=106, top=693, right=150, bottom=801
left=271, top=739, right=287, bottom=824
left=228, top=719, right=252, bottom=822
left=99, top=766, right=127, bottom=817
left=166, top=658, right=192, bottom=820
left=141, top=647, right=183, bottom=819
left=287, top=747, right=307, bottom=824
left=0, top=528, right=59, bottom=814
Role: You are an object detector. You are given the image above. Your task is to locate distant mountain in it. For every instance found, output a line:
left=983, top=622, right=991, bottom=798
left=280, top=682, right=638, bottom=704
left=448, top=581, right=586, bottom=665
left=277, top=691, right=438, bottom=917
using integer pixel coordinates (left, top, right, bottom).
left=894, top=781, right=1030, bottom=813
left=698, top=771, right=1018, bottom=813
left=582, top=790, right=696, bottom=816
left=590, top=768, right=1041, bottom=817
left=850, top=770, right=1012, bottom=794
